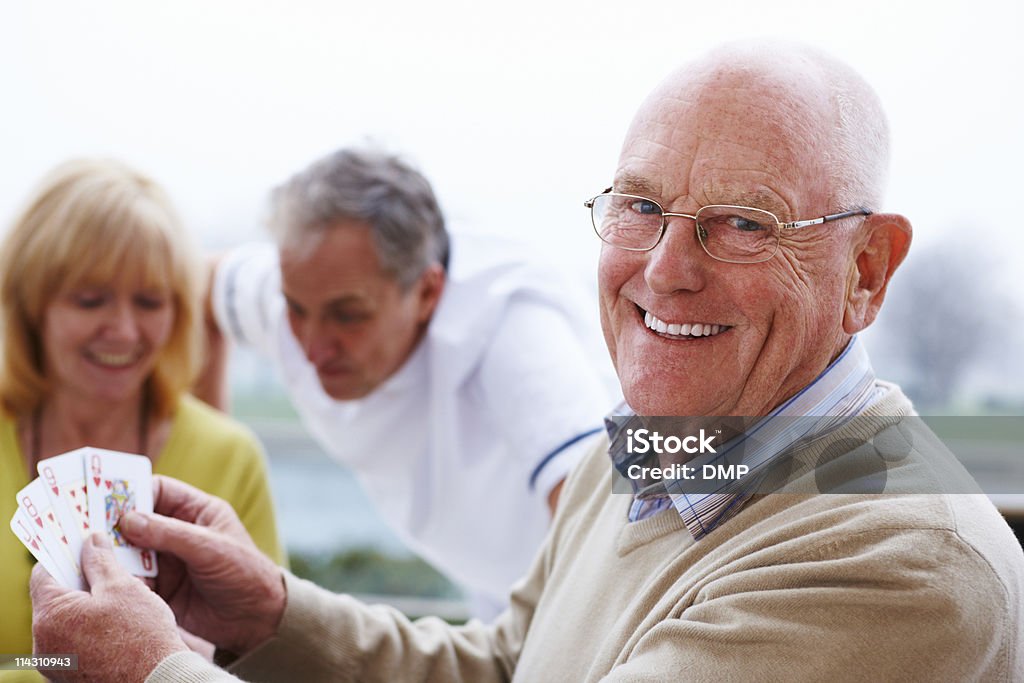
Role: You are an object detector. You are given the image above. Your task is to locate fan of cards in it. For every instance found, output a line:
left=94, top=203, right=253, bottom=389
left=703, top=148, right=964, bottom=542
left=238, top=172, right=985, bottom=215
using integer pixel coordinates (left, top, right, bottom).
left=9, top=447, right=157, bottom=589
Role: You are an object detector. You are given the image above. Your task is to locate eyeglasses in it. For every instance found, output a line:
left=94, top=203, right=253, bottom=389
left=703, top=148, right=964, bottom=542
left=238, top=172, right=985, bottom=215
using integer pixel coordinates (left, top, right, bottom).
left=584, top=188, right=872, bottom=264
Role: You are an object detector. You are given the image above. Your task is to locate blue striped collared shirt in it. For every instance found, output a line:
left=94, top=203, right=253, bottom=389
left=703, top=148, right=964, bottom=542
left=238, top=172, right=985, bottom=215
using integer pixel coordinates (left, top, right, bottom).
left=605, top=336, right=881, bottom=538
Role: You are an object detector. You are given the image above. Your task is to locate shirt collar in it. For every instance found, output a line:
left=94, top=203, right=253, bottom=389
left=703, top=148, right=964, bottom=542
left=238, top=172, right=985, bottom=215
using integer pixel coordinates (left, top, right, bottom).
left=605, top=336, right=879, bottom=539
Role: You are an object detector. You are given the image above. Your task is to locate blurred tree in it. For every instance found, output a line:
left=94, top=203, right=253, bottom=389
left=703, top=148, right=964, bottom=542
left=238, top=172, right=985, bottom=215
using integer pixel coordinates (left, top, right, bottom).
left=290, top=547, right=461, bottom=599
left=879, top=239, right=1013, bottom=411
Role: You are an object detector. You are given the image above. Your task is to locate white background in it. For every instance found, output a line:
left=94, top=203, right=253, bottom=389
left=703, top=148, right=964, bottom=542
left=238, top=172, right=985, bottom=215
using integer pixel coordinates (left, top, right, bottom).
left=3, top=0, right=1022, bottom=400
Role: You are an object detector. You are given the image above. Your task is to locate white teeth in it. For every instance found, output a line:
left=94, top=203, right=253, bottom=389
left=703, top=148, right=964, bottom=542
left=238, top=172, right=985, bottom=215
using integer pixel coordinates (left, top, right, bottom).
left=643, top=312, right=729, bottom=338
left=90, top=351, right=139, bottom=367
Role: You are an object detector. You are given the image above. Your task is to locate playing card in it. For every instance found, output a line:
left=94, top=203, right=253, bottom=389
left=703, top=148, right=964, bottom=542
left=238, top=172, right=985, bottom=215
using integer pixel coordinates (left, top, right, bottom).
left=15, top=478, right=85, bottom=590
left=37, top=448, right=91, bottom=574
left=9, top=508, right=73, bottom=588
left=85, top=448, right=157, bottom=577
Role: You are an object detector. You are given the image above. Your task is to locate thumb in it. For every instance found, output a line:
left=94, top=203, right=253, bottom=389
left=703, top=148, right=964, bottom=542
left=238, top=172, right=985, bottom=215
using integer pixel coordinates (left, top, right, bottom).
left=80, top=532, right=127, bottom=590
left=120, top=510, right=227, bottom=569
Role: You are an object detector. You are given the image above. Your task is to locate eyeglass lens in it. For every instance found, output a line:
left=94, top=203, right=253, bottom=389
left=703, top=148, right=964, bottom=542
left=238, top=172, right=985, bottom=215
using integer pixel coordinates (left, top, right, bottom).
left=590, top=194, right=781, bottom=263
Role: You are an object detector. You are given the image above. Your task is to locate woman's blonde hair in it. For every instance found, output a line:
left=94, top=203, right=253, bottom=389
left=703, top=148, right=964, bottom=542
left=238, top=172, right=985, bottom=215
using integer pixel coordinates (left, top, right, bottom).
left=0, top=158, right=203, bottom=419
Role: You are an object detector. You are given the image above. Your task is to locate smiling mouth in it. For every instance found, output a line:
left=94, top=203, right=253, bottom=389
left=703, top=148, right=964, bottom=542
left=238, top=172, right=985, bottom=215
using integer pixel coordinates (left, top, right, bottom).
left=640, top=307, right=731, bottom=339
left=86, top=350, right=143, bottom=368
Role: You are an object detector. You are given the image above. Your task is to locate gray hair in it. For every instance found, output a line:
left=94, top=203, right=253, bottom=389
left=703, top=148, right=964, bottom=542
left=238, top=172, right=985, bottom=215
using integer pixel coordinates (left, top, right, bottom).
left=825, top=60, right=890, bottom=212
left=268, top=148, right=450, bottom=288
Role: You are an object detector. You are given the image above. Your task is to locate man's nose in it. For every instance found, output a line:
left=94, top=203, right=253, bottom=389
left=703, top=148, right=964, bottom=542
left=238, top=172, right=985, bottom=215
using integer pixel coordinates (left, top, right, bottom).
left=298, top=319, right=335, bottom=366
left=643, top=215, right=708, bottom=295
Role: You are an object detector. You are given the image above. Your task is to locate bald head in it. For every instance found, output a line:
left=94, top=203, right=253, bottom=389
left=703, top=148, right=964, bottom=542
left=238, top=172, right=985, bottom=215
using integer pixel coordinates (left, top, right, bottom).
left=629, top=41, right=890, bottom=212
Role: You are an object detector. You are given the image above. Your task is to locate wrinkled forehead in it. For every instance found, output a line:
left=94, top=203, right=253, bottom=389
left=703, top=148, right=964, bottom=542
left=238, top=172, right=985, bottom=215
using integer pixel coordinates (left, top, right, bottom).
left=617, top=56, right=836, bottom=211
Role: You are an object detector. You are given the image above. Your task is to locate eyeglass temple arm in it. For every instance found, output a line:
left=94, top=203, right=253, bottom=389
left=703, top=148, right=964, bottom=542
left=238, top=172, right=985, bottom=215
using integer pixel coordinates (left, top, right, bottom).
left=583, top=187, right=615, bottom=209
left=782, top=207, right=873, bottom=231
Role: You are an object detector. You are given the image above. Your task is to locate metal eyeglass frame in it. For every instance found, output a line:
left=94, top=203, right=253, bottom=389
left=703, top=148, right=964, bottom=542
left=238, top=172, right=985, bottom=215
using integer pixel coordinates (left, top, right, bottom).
left=584, top=187, right=873, bottom=264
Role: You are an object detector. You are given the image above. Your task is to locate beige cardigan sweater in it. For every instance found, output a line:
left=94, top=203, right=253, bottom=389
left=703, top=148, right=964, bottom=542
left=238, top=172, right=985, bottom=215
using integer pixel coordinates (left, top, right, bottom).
left=149, top=385, right=1023, bottom=682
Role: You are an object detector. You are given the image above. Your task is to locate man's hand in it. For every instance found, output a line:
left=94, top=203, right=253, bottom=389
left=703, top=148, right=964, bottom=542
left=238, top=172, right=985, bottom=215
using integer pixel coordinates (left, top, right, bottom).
left=119, top=475, right=287, bottom=656
left=31, top=533, right=187, bottom=683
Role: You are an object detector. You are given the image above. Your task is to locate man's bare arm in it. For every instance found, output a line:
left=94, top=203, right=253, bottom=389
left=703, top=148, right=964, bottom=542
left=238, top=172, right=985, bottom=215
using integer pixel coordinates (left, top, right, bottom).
left=191, top=254, right=230, bottom=411
left=547, top=479, right=565, bottom=516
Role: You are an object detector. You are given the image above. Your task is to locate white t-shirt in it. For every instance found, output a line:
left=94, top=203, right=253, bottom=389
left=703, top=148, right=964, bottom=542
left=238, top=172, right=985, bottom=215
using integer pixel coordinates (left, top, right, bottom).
left=213, top=234, right=617, bottom=615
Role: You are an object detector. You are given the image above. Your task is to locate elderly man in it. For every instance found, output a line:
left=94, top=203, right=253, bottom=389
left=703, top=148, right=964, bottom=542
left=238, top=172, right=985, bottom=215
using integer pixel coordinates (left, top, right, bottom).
left=200, top=148, right=615, bottom=617
left=30, top=43, right=1024, bottom=682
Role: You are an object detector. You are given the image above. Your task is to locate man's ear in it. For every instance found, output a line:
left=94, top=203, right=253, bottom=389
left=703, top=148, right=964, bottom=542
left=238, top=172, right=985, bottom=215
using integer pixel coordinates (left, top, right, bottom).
left=414, top=263, right=446, bottom=324
left=843, top=213, right=912, bottom=334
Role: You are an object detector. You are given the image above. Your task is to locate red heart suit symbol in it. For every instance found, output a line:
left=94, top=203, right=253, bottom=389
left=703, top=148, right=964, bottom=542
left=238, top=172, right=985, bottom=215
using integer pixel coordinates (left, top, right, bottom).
left=92, top=477, right=100, bottom=487
left=51, top=486, right=59, bottom=496
left=105, top=480, right=112, bottom=489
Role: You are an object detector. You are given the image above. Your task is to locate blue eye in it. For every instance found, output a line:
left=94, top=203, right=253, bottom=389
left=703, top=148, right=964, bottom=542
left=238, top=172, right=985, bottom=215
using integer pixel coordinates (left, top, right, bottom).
left=629, top=199, right=662, bottom=215
left=732, top=216, right=769, bottom=232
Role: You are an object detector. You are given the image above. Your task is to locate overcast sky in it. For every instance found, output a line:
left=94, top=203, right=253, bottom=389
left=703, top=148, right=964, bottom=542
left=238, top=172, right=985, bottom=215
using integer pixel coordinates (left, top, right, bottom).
left=2, top=0, right=1022, bottom=398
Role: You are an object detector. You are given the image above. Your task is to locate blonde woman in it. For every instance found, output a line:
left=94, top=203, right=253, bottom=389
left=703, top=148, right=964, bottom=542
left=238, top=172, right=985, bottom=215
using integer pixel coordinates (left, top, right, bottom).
left=0, top=159, right=284, bottom=668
